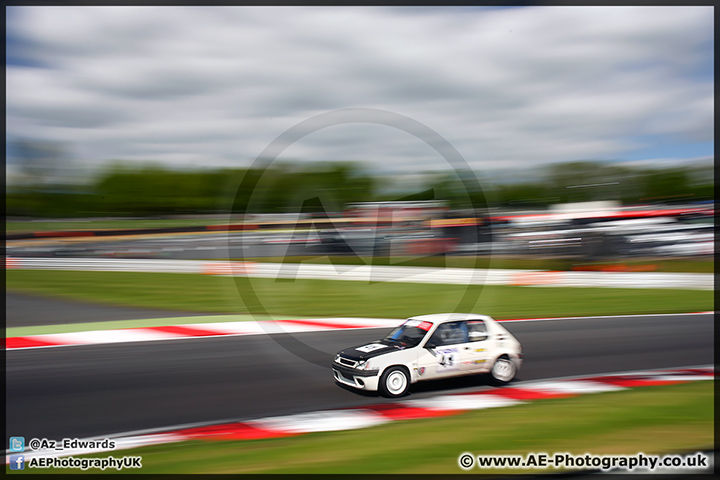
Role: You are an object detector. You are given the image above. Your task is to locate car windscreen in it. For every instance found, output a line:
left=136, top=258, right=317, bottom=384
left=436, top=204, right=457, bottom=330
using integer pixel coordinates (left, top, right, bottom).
left=383, top=320, right=433, bottom=348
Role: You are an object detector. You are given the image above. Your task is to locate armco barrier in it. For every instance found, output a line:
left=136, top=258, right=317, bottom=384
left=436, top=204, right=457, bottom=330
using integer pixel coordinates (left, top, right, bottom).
left=5, top=257, right=713, bottom=290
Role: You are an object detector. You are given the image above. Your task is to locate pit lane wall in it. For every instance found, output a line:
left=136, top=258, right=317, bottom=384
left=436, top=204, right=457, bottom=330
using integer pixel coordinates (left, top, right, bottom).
left=5, top=257, right=713, bottom=290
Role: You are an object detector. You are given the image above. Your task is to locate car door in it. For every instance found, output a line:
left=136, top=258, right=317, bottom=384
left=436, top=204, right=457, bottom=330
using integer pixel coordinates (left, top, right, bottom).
left=416, top=321, right=472, bottom=379
left=463, top=319, right=492, bottom=373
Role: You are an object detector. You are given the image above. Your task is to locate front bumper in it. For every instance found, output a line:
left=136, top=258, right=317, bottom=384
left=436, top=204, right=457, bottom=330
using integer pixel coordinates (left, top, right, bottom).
left=332, top=363, right=380, bottom=391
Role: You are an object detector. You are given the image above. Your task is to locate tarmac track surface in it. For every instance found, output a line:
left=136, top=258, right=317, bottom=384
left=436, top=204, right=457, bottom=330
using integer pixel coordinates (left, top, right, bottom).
left=6, top=292, right=214, bottom=328
left=5, top=312, right=713, bottom=446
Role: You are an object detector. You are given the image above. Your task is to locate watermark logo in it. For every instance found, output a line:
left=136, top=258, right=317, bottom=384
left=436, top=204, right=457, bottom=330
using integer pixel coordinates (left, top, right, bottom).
left=230, top=108, right=489, bottom=367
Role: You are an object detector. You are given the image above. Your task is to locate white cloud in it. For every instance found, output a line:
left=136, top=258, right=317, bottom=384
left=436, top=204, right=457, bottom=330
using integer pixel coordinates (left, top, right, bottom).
left=6, top=6, right=714, bottom=178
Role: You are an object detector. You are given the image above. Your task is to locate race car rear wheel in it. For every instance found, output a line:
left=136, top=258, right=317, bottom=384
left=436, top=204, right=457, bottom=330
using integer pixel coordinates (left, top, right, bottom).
left=490, top=355, right=516, bottom=385
left=379, top=366, right=410, bottom=397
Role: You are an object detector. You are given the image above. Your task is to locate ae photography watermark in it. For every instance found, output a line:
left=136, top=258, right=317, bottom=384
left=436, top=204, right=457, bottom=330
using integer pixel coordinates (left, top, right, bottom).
left=10, top=455, right=142, bottom=471
left=231, top=108, right=490, bottom=367
left=7, top=436, right=142, bottom=472
left=457, top=451, right=710, bottom=472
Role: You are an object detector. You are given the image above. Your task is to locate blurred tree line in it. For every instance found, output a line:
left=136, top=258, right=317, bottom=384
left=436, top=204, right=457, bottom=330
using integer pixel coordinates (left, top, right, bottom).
left=6, top=159, right=713, bottom=218
left=492, top=161, right=713, bottom=208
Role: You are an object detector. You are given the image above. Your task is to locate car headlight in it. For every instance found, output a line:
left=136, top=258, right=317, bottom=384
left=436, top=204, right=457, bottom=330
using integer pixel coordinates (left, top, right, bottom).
left=356, top=360, right=372, bottom=371
left=334, top=354, right=342, bottom=363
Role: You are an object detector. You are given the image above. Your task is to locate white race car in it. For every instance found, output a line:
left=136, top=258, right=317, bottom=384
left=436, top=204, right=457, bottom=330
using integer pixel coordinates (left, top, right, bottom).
left=332, top=313, right=523, bottom=397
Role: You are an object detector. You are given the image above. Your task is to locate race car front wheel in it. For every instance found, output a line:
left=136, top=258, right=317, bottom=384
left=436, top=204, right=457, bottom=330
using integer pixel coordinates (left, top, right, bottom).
left=379, top=366, right=410, bottom=397
left=490, top=355, right=516, bottom=385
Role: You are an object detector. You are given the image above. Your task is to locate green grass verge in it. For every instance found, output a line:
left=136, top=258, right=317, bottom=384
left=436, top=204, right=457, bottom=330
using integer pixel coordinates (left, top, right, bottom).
left=237, top=255, right=715, bottom=273
left=6, top=270, right=713, bottom=334
left=5, top=218, right=224, bottom=233
left=11, top=381, right=713, bottom=474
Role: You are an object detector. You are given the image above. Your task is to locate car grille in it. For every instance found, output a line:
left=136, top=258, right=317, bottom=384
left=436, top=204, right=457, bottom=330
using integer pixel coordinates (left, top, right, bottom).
left=337, top=356, right=357, bottom=368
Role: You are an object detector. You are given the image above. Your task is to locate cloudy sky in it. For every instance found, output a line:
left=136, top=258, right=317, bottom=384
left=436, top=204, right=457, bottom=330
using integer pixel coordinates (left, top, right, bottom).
left=5, top=6, right=714, bottom=181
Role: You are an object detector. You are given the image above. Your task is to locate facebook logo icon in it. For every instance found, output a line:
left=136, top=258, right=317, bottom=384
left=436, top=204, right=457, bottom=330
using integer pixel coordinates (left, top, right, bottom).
left=10, top=436, right=25, bottom=452
left=9, top=455, right=25, bottom=470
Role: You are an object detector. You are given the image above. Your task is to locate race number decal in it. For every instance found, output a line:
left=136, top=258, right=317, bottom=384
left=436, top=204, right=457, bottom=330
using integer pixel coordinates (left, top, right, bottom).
left=435, top=347, right=459, bottom=373
left=356, top=343, right=386, bottom=353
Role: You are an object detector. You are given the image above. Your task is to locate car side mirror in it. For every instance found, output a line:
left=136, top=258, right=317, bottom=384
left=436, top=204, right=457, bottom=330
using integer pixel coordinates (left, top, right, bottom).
left=424, top=341, right=436, bottom=349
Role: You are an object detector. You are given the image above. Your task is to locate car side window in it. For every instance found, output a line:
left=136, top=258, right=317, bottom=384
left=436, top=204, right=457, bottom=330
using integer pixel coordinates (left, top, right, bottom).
left=466, top=320, right=488, bottom=342
left=427, top=321, right=469, bottom=346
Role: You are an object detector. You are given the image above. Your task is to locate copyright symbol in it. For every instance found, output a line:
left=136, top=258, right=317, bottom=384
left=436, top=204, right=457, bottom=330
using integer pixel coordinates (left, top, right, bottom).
left=459, top=452, right=475, bottom=470
left=29, top=438, right=41, bottom=450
